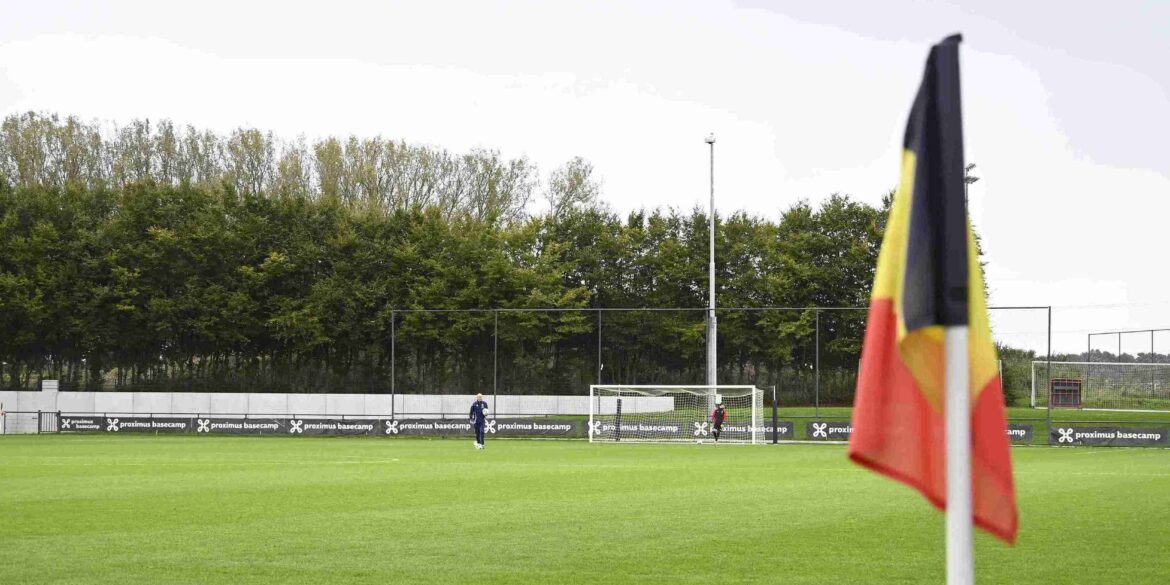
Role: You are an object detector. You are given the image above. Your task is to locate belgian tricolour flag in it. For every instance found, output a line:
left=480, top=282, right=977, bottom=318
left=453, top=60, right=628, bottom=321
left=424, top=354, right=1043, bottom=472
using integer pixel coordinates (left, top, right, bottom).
left=848, top=35, right=1018, bottom=544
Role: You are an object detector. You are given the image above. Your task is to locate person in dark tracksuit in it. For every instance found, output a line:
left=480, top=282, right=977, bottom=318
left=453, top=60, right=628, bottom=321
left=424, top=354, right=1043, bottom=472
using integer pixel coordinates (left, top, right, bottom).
left=710, top=403, right=727, bottom=442
left=470, top=393, right=490, bottom=449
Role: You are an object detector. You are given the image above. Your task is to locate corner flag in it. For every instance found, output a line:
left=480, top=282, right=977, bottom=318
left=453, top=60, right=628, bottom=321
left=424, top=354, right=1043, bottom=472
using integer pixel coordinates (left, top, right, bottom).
left=847, top=33, right=1018, bottom=550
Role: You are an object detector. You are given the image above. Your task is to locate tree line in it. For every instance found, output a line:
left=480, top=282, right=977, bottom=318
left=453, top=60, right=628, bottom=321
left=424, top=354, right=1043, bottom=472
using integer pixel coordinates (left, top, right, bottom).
left=0, top=112, right=603, bottom=225
left=1, top=112, right=894, bottom=402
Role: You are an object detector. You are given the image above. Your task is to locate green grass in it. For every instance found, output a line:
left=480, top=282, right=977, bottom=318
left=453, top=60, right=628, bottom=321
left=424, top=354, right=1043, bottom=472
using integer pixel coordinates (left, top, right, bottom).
left=2, top=436, right=1169, bottom=584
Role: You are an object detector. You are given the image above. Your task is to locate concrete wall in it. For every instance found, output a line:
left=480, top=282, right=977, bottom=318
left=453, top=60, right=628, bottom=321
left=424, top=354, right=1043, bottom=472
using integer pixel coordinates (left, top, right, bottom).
left=0, top=411, right=38, bottom=434
left=0, top=391, right=674, bottom=420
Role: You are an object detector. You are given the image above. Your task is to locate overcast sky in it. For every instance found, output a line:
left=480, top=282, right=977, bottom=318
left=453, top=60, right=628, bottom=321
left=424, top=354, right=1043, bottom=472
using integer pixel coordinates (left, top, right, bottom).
left=1, top=0, right=1167, bottom=354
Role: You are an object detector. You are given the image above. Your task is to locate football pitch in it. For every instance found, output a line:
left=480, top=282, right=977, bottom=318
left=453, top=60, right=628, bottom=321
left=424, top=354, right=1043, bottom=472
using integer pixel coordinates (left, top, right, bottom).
left=2, top=436, right=1168, bottom=585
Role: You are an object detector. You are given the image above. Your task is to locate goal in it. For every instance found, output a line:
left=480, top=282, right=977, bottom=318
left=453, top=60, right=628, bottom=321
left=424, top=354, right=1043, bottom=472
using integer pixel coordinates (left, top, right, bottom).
left=588, top=385, right=764, bottom=444
left=1031, top=361, right=1170, bottom=412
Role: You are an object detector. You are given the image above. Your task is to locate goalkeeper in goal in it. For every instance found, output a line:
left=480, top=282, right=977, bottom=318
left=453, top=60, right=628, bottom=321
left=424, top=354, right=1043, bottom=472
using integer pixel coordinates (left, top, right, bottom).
left=709, top=402, right=728, bottom=442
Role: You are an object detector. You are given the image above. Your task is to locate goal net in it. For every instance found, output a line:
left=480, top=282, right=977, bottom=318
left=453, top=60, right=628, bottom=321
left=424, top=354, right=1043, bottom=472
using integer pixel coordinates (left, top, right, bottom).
left=588, top=385, right=764, bottom=444
left=1031, top=361, right=1170, bottom=412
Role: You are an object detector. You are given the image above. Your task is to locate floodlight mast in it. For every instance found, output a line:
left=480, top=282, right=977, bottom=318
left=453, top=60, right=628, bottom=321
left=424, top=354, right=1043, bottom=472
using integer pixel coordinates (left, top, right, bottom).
left=705, top=133, right=717, bottom=387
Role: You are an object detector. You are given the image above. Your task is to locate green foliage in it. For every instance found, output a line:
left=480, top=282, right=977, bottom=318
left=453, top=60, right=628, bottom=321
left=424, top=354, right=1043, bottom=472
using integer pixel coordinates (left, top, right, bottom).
left=0, top=179, right=890, bottom=396
left=0, top=112, right=926, bottom=398
left=997, top=345, right=1036, bottom=406
left=0, top=112, right=544, bottom=225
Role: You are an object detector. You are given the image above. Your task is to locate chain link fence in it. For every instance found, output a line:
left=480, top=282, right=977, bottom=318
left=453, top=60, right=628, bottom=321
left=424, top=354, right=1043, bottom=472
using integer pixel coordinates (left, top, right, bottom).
left=0, top=306, right=1051, bottom=410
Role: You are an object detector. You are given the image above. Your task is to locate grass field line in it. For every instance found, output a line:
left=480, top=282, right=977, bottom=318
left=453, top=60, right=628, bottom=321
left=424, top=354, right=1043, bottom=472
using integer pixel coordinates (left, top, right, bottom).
left=9, top=458, right=854, bottom=472
left=0, top=458, right=406, bottom=466
left=1041, top=446, right=1170, bottom=455
left=0, top=457, right=963, bottom=475
left=1017, top=471, right=1170, bottom=477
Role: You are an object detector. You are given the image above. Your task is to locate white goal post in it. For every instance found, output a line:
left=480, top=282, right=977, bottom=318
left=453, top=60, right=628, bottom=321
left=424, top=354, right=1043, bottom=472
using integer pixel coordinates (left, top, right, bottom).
left=588, top=385, right=764, bottom=444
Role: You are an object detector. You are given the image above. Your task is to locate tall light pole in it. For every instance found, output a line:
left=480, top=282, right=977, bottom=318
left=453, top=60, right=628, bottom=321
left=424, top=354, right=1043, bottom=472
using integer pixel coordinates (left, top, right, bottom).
left=705, top=133, right=717, bottom=387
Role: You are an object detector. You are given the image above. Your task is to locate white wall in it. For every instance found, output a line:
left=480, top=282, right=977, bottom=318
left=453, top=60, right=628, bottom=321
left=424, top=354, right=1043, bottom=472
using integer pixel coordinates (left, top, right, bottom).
left=0, top=391, right=674, bottom=419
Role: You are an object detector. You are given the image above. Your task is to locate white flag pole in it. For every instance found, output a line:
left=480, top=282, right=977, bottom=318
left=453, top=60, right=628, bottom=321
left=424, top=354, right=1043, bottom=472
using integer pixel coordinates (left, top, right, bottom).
left=945, top=325, right=974, bottom=584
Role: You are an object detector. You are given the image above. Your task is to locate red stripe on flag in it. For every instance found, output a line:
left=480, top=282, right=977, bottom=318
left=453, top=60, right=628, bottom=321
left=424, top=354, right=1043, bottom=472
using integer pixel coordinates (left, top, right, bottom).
left=849, top=298, right=947, bottom=509
left=849, top=298, right=1018, bottom=544
left=970, top=377, right=1019, bottom=543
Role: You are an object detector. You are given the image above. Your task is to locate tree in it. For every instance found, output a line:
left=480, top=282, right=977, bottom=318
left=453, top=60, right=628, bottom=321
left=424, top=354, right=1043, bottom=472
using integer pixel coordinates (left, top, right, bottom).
left=460, top=149, right=537, bottom=225
left=273, top=139, right=313, bottom=200
left=226, top=128, right=274, bottom=195
left=545, top=156, right=601, bottom=222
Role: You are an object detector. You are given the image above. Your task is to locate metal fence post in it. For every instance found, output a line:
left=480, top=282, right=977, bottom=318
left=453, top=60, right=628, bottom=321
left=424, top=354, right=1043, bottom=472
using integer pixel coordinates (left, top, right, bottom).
left=771, top=386, right=778, bottom=445
left=390, top=310, right=395, bottom=419
left=814, top=309, right=820, bottom=418
left=597, top=309, right=602, bottom=385
left=1046, top=306, right=1053, bottom=436
left=1085, top=333, right=1091, bottom=406
left=493, top=310, right=498, bottom=417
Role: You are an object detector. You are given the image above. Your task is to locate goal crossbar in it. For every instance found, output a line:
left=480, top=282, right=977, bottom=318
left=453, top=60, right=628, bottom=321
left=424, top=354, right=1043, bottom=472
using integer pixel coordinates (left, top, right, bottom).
left=1032, top=361, right=1169, bottom=367
left=589, top=385, right=759, bottom=390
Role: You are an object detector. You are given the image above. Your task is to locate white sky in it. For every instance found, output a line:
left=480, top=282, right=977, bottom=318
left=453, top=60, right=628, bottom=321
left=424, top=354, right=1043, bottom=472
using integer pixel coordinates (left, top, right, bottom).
left=1, top=0, right=1167, bottom=354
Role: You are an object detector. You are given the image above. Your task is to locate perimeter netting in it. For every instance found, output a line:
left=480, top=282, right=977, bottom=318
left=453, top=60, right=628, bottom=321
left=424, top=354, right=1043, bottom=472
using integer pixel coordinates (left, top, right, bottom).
left=588, top=385, right=764, bottom=444
left=1031, top=361, right=1170, bottom=411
